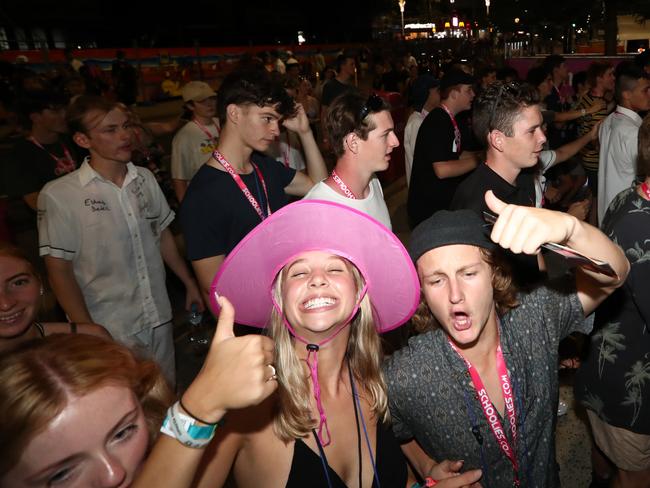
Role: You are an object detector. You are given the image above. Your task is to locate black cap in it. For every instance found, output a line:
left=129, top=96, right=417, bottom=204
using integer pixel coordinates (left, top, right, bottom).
left=410, top=75, right=440, bottom=111
left=408, top=209, right=496, bottom=263
left=440, top=69, right=476, bottom=92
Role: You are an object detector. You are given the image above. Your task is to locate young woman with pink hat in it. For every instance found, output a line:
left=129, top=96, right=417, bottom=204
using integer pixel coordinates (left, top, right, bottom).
left=187, top=200, right=482, bottom=488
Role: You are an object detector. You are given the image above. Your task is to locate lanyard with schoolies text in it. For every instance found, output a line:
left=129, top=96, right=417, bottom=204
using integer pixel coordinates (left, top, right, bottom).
left=330, top=170, right=357, bottom=199
left=213, top=150, right=270, bottom=221
left=447, top=338, right=520, bottom=486
left=440, top=104, right=461, bottom=154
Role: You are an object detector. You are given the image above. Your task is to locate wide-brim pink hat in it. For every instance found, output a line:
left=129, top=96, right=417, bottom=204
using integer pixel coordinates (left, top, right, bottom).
left=210, top=200, right=419, bottom=332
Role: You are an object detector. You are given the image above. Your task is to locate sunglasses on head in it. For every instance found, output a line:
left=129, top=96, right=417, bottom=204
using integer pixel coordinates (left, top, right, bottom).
left=488, top=82, right=519, bottom=131
left=359, top=94, right=384, bottom=120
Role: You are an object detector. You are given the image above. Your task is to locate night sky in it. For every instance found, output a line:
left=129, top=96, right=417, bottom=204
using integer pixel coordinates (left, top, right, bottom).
left=0, top=0, right=395, bottom=46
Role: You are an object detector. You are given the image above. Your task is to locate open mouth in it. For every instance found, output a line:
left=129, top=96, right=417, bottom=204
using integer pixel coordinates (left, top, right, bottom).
left=452, top=311, right=472, bottom=332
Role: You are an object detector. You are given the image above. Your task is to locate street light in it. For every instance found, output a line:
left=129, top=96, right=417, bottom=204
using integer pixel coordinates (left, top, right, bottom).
left=485, top=0, right=490, bottom=16
left=398, top=0, right=406, bottom=38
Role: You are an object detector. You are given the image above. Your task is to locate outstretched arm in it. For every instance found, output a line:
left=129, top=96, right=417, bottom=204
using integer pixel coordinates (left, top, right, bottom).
left=485, top=190, right=629, bottom=316
left=432, top=151, right=479, bottom=179
left=554, top=121, right=601, bottom=164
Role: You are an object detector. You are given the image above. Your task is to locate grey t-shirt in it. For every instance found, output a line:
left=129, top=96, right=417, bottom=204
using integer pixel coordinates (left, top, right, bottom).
left=383, top=281, right=592, bottom=488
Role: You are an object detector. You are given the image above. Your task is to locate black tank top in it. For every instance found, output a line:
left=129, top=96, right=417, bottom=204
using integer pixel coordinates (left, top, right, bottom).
left=285, top=421, right=407, bottom=487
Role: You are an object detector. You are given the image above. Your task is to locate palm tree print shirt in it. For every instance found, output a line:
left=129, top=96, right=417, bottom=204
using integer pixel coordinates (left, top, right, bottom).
left=575, top=186, right=650, bottom=434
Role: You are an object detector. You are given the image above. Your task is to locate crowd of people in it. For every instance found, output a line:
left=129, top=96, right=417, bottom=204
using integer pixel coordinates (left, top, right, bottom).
left=1, top=45, right=650, bottom=488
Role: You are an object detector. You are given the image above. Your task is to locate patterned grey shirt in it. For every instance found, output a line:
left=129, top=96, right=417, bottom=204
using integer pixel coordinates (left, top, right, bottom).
left=384, top=282, right=592, bottom=488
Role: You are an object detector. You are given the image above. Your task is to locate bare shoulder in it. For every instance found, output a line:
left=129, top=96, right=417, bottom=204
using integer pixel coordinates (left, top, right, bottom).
left=195, top=395, right=288, bottom=488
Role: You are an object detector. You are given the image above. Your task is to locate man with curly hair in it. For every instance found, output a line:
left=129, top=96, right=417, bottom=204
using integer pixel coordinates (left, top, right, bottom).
left=384, top=195, right=629, bottom=487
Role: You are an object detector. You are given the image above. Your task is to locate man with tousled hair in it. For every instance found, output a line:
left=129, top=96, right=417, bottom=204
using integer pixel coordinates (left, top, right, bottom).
left=38, top=96, right=203, bottom=386
left=303, top=92, right=398, bottom=228
left=180, top=67, right=327, bottom=303
left=451, top=81, right=544, bottom=286
left=384, top=193, right=629, bottom=488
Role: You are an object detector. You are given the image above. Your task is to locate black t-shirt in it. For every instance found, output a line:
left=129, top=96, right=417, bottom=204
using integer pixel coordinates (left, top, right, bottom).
left=180, top=152, right=296, bottom=260
left=456, top=109, right=480, bottom=152
left=450, top=163, right=542, bottom=288
left=407, top=107, right=466, bottom=227
left=544, top=89, right=574, bottom=149
left=3, top=136, right=81, bottom=232
left=321, top=79, right=357, bottom=107
left=450, top=163, right=536, bottom=214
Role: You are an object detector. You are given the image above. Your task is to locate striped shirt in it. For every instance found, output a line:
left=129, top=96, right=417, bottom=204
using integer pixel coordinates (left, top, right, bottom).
left=576, top=92, right=612, bottom=171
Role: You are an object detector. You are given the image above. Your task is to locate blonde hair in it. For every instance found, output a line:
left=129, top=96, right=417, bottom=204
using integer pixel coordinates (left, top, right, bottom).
left=270, top=261, right=388, bottom=442
left=0, top=334, right=173, bottom=477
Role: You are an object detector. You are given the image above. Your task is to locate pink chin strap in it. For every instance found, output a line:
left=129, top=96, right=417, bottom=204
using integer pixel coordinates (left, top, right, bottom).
left=271, top=283, right=368, bottom=447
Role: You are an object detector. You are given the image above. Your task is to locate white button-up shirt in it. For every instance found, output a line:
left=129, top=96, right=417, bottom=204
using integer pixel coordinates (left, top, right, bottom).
left=598, top=105, right=642, bottom=225
left=38, top=160, right=174, bottom=342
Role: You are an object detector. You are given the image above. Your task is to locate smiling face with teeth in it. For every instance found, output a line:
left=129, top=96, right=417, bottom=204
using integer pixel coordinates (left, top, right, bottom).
left=0, top=255, right=41, bottom=340
left=417, top=244, right=498, bottom=349
left=280, top=251, right=359, bottom=338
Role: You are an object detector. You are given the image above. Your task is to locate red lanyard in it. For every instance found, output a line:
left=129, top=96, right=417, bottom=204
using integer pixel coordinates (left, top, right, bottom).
left=330, top=170, right=357, bottom=199
left=448, top=338, right=519, bottom=486
left=440, top=104, right=461, bottom=154
left=641, top=182, right=650, bottom=200
left=193, top=119, right=219, bottom=144
left=29, top=137, right=76, bottom=175
left=281, top=131, right=291, bottom=168
left=213, top=150, right=271, bottom=221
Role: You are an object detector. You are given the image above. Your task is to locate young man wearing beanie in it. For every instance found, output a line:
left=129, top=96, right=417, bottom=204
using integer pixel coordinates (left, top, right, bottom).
left=171, top=80, right=220, bottom=202
left=384, top=191, right=629, bottom=487
left=407, top=69, right=479, bottom=228
left=303, top=91, right=398, bottom=229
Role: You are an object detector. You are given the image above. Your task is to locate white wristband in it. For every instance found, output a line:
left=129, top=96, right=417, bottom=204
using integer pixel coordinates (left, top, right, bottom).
left=160, top=401, right=217, bottom=448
